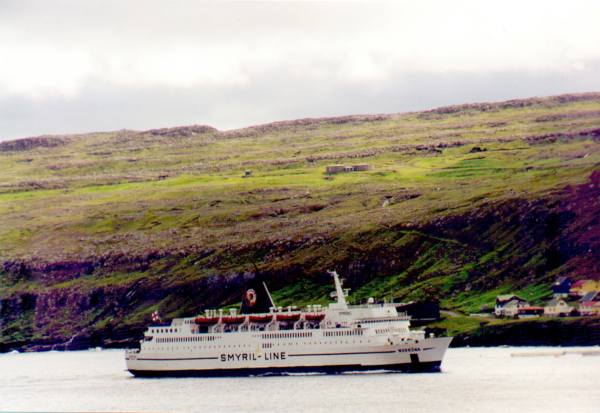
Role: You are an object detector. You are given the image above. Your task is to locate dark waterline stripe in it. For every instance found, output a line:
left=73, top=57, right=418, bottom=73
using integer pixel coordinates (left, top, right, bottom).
left=137, top=357, right=218, bottom=361
left=288, top=350, right=396, bottom=357
left=128, top=361, right=442, bottom=377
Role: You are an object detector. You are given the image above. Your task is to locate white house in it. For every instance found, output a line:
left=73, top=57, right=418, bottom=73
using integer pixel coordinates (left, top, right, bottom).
left=543, top=298, right=573, bottom=317
left=495, top=295, right=529, bottom=317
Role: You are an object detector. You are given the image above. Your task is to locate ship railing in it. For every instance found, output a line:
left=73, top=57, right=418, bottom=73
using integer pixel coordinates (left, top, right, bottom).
left=355, top=314, right=411, bottom=323
left=348, top=303, right=400, bottom=309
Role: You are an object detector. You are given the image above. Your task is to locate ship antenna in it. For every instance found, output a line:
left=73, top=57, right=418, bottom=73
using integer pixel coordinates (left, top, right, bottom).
left=327, top=270, right=347, bottom=306
left=263, top=281, right=276, bottom=308
left=251, top=260, right=276, bottom=308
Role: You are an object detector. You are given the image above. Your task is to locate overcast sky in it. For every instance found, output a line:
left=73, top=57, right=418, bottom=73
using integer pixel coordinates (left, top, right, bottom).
left=1, top=0, right=600, bottom=141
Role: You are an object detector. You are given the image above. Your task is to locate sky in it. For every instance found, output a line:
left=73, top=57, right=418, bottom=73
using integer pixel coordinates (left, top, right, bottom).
left=1, top=0, right=600, bottom=141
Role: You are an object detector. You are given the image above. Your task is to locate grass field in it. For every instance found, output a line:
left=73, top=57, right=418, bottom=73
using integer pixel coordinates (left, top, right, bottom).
left=0, top=93, right=599, bottom=348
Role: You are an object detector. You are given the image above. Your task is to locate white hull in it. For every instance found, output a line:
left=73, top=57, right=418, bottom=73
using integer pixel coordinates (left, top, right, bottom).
left=126, top=335, right=451, bottom=376
left=125, top=271, right=452, bottom=377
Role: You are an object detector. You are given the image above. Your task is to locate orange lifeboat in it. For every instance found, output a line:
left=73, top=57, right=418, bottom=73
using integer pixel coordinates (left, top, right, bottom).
left=249, top=314, right=273, bottom=323
left=304, top=312, right=325, bottom=321
left=221, top=315, right=246, bottom=324
left=194, top=316, right=220, bottom=325
left=276, top=312, right=301, bottom=322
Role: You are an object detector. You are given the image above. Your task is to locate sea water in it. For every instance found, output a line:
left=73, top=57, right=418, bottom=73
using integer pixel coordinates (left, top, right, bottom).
left=1, top=347, right=599, bottom=413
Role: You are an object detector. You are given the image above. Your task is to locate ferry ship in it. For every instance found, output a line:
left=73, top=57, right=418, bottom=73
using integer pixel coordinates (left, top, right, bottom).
left=125, top=271, right=452, bottom=376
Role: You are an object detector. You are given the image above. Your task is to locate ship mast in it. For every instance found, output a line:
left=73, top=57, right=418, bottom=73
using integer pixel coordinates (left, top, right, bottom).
left=328, top=270, right=348, bottom=308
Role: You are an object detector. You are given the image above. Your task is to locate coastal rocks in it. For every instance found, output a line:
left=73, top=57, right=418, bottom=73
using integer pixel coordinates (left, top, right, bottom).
left=452, top=317, right=600, bottom=347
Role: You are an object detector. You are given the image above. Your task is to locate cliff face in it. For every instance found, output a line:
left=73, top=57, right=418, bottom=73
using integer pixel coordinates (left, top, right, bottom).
left=0, top=93, right=599, bottom=351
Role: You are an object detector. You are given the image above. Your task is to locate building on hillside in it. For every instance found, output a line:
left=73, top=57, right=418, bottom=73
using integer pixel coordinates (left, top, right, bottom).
left=517, top=306, right=544, bottom=318
left=552, top=276, right=572, bottom=297
left=352, top=164, right=372, bottom=172
left=325, top=164, right=372, bottom=174
left=325, top=165, right=345, bottom=174
left=544, top=298, right=573, bottom=317
left=580, top=291, right=600, bottom=316
left=570, top=280, right=600, bottom=297
left=495, top=295, right=529, bottom=317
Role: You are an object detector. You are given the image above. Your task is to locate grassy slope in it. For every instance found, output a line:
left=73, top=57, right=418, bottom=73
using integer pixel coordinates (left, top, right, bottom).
left=0, top=93, right=599, bottom=347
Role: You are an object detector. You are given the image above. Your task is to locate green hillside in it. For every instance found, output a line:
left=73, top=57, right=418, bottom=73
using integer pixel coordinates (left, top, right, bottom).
left=1, top=93, right=599, bottom=350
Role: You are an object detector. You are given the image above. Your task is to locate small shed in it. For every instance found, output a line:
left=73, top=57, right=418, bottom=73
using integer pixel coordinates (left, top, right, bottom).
left=352, top=164, right=372, bottom=172
left=326, top=165, right=345, bottom=174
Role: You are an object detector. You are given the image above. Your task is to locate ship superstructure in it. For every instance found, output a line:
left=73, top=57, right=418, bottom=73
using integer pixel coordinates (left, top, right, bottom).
left=125, top=271, right=452, bottom=376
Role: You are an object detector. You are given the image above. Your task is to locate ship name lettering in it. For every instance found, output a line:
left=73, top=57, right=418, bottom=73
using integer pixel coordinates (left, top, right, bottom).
left=219, top=352, right=286, bottom=362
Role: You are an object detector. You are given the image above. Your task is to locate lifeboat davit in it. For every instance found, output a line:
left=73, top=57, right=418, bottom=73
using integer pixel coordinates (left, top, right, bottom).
left=304, top=312, right=325, bottom=321
left=221, top=315, right=246, bottom=324
left=276, top=312, right=301, bottom=322
left=194, top=316, right=220, bottom=325
left=249, top=314, right=273, bottom=323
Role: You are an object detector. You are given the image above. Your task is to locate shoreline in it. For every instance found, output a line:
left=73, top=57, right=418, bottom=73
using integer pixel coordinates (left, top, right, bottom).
left=4, top=343, right=600, bottom=355
left=449, top=316, right=600, bottom=347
